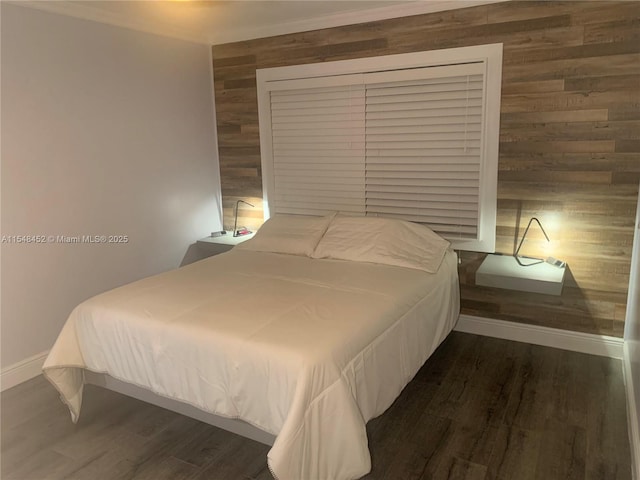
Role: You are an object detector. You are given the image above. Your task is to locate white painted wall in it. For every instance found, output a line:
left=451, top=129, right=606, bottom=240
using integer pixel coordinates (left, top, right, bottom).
left=624, top=186, right=640, bottom=478
left=0, top=4, right=223, bottom=369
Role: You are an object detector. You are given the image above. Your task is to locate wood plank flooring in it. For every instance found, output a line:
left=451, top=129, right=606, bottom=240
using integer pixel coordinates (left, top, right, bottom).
left=1, top=333, right=632, bottom=479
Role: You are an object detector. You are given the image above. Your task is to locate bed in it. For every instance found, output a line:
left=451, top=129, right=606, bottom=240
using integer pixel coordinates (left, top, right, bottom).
left=44, top=214, right=460, bottom=480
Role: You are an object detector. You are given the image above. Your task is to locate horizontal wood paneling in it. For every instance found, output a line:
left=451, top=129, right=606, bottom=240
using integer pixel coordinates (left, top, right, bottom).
left=212, top=0, right=640, bottom=337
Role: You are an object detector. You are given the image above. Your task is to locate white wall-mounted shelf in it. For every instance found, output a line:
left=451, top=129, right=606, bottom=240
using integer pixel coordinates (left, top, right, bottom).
left=196, top=232, right=255, bottom=258
left=198, top=232, right=255, bottom=246
left=475, top=254, right=566, bottom=295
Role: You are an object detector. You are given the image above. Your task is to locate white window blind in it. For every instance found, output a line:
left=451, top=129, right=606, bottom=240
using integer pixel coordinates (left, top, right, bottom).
left=258, top=45, right=502, bottom=252
left=364, top=63, right=485, bottom=240
left=271, top=84, right=366, bottom=216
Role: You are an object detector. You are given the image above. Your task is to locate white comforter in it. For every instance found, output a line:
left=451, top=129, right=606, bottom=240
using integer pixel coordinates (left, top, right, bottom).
left=44, top=249, right=459, bottom=480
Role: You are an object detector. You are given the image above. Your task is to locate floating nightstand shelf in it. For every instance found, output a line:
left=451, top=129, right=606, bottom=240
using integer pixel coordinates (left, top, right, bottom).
left=196, top=232, right=255, bottom=258
left=477, top=216, right=566, bottom=295
left=475, top=254, right=566, bottom=295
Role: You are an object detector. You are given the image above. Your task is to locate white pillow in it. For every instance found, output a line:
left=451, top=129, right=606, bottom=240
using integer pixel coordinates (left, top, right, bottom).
left=235, top=213, right=335, bottom=257
left=312, top=216, right=450, bottom=273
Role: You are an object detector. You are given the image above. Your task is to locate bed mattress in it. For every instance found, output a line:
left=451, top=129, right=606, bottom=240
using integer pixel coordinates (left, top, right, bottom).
left=44, top=248, right=459, bottom=480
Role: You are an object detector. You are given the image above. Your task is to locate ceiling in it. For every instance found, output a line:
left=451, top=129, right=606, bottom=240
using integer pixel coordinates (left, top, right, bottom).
left=17, top=0, right=501, bottom=45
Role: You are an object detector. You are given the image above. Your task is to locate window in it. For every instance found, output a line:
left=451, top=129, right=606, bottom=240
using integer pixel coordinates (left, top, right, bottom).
left=257, top=44, right=502, bottom=252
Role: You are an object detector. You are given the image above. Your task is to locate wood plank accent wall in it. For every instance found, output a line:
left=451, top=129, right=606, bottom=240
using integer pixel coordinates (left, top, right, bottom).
left=212, top=0, right=640, bottom=337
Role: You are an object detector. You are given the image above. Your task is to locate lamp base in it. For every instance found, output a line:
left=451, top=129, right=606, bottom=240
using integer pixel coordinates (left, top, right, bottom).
left=546, top=256, right=566, bottom=268
left=233, top=228, right=252, bottom=237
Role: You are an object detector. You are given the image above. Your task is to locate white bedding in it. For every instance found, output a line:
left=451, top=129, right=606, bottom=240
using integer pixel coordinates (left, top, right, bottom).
left=44, top=249, right=459, bottom=480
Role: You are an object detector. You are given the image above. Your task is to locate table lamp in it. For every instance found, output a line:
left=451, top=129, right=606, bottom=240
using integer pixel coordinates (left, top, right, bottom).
left=233, top=200, right=255, bottom=237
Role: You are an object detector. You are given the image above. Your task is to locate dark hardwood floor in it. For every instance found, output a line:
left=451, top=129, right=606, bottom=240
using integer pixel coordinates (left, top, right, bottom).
left=1, top=332, right=632, bottom=479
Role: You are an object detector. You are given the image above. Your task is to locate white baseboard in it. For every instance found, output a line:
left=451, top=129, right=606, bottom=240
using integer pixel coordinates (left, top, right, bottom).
left=1, top=350, right=49, bottom=392
left=623, top=342, right=640, bottom=480
left=455, top=314, right=624, bottom=359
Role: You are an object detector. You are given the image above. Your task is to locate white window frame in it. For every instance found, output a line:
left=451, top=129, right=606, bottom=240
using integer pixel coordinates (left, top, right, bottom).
left=257, top=44, right=502, bottom=253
